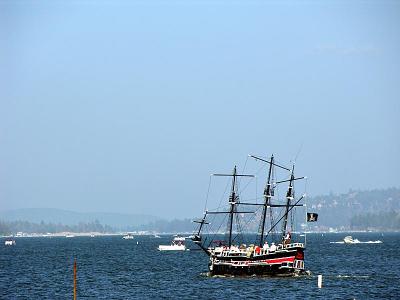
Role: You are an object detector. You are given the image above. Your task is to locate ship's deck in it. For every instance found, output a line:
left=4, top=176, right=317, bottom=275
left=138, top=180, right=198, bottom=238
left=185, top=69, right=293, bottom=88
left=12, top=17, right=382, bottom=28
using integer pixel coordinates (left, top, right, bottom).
left=210, top=242, right=304, bottom=258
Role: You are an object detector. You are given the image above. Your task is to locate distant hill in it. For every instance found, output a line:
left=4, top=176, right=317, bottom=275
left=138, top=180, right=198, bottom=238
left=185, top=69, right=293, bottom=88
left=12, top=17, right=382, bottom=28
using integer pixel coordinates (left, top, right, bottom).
left=307, top=187, right=400, bottom=229
left=1, top=188, right=399, bottom=233
left=350, top=211, right=400, bottom=230
left=142, top=187, right=400, bottom=232
left=0, top=208, right=162, bottom=229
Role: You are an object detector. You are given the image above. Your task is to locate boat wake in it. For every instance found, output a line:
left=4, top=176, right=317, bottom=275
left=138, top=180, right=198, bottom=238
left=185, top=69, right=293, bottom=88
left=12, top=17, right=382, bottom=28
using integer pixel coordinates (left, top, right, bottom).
left=336, top=275, right=370, bottom=278
left=330, top=240, right=382, bottom=244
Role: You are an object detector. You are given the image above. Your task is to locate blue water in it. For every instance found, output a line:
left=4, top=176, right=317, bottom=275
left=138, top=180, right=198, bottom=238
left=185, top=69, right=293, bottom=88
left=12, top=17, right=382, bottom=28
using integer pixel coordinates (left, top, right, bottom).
left=1, top=233, right=399, bottom=299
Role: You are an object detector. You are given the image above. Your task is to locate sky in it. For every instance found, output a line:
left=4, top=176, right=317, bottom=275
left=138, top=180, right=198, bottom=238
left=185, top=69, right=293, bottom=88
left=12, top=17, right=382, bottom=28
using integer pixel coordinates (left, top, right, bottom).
left=0, top=0, right=399, bottom=219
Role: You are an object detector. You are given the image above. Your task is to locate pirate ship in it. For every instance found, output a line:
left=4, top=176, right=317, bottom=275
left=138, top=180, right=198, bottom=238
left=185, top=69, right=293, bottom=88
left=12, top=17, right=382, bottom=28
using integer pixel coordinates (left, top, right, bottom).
left=192, top=154, right=317, bottom=276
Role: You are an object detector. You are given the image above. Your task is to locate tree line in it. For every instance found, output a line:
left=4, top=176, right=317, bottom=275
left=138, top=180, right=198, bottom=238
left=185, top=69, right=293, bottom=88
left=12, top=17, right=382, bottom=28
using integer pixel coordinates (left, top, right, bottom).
left=0, top=219, right=114, bottom=235
left=350, top=210, right=400, bottom=230
left=0, top=218, right=197, bottom=235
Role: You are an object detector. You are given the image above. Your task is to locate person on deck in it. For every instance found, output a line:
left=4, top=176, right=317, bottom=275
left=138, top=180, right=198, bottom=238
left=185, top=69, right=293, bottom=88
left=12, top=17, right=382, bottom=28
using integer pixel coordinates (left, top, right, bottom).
left=284, top=232, right=291, bottom=245
left=269, top=242, right=276, bottom=252
left=262, top=241, right=269, bottom=252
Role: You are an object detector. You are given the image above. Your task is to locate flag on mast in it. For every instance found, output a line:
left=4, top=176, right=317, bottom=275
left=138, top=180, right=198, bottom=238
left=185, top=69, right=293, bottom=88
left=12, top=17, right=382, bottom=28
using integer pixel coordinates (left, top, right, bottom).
left=307, top=213, right=318, bottom=222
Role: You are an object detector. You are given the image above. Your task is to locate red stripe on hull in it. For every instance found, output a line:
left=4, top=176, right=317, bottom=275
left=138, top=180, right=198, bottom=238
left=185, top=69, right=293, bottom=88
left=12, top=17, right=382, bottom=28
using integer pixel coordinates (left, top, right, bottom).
left=265, top=256, right=295, bottom=264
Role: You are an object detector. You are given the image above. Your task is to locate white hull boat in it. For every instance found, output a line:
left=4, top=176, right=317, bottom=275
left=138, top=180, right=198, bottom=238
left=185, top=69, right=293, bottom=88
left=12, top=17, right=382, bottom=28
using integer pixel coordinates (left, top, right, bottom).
left=158, top=237, right=186, bottom=251
left=158, top=244, right=186, bottom=251
left=123, top=233, right=134, bottom=240
left=344, top=236, right=360, bottom=244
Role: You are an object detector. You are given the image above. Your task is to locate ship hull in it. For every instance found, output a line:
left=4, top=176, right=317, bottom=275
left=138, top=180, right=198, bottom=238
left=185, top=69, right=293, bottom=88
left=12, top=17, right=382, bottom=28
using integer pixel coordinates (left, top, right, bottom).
left=208, top=246, right=305, bottom=277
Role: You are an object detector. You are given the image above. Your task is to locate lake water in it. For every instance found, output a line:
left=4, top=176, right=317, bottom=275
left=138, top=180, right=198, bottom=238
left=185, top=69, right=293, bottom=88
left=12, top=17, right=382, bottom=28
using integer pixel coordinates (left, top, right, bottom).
left=1, top=232, right=399, bottom=299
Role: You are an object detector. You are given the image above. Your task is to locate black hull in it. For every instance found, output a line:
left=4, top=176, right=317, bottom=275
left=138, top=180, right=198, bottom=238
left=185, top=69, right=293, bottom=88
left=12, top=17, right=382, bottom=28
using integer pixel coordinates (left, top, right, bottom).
left=209, top=264, right=303, bottom=277
left=209, top=247, right=305, bottom=277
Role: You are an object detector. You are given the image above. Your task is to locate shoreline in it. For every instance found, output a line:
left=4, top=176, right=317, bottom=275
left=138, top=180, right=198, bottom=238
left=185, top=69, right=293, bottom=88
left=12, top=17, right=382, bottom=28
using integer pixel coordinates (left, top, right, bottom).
left=2, top=230, right=400, bottom=239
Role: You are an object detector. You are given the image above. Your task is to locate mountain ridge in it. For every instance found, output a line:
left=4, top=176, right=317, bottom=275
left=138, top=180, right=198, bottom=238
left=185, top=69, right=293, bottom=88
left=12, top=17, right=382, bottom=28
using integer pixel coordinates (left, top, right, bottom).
left=1, top=187, right=399, bottom=231
left=0, top=208, right=162, bottom=229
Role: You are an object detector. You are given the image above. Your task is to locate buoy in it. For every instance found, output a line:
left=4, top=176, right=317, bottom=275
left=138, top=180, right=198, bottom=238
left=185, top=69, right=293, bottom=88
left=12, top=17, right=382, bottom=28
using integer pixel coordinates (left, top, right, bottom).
left=317, top=274, right=322, bottom=288
left=137, top=241, right=139, bottom=245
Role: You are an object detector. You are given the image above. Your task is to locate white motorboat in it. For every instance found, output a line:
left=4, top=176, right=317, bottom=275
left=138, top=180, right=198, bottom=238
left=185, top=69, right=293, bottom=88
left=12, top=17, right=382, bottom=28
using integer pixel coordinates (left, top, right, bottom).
left=343, top=236, right=360, bottom=244
left=65, top=234, right=75, bottom=238
left=122, top=233, right=134, bottom=240
left=158, top=237, right=186, bottom=251
left=5, top=240, right=16, bottom=246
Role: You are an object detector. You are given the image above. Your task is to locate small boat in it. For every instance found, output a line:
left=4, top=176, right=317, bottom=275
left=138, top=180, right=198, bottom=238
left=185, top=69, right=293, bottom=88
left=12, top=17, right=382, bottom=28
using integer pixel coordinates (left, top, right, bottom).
left=343, top=236, right=360, bottom=244
left=5, top=240, right=16, bottom=246
left=65, top=234, right=75, bottom=238
left=158, top=237, right=186, bottom=251
left=122, top=233, right=134, bottom=240
left=153, top=234, right=161, bottom=238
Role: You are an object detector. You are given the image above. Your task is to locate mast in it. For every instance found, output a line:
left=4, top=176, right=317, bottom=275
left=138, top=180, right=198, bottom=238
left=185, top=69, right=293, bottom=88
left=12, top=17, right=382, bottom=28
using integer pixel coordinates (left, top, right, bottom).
left=228, top=166, right=238, bottom=248
left=249, top=154, right=291, bottom=246
left=212, top=166, right=254, bottom=248
left=258, top=155, right=274, bottom=247
left=281, top=166, right=295, bottom=242
left=192, top=212, right=211, bottom=255
left=193, top=212, right=209, bottom=241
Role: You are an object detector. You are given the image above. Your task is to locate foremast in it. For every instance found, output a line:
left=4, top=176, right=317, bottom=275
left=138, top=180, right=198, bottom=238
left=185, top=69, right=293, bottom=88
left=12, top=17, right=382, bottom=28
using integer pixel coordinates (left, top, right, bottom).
left=193, top=166, right=254, bottom=252
left=192, top=212, right=210, bottom=255
left=213, top=166, right=254, bottom=248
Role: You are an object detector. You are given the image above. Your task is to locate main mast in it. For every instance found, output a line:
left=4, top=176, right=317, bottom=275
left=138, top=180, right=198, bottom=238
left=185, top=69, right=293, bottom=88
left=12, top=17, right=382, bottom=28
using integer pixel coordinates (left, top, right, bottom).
left=258, top=155, right=274, bottom=247
left=249, top=154, right=291, bottom=246
left=227, top=166, right=238, bottom=248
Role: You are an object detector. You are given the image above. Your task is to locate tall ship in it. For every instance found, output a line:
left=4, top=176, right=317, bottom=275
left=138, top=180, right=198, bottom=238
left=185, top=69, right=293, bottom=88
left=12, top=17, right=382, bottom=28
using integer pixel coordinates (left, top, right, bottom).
left=192, top=154, right=317, bottom=276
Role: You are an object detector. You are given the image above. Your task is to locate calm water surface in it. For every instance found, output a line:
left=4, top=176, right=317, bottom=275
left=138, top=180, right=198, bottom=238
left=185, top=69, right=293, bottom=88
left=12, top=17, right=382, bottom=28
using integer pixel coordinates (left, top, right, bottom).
left=1, top=233, right=399, bottom=299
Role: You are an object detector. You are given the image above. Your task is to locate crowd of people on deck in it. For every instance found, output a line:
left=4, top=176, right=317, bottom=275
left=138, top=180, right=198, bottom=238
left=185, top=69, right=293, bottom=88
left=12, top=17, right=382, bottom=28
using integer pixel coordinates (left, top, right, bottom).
left=215, top=231, right=293, bottom=256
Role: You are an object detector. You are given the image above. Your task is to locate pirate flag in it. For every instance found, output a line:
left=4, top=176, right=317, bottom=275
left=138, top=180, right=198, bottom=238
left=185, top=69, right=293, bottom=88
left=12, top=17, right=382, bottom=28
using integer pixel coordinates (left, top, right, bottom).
left=307, top=212, right=318, bottom=222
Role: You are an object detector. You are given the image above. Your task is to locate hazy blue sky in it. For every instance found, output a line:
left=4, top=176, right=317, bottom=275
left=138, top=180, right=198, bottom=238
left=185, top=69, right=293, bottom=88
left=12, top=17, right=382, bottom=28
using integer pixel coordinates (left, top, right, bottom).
left=0, top=0, right=399, bottom=218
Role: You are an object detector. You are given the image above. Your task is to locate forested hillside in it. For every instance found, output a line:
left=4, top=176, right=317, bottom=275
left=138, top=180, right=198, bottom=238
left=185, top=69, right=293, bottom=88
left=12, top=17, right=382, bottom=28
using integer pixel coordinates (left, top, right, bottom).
left=1, top=188, right=399, bottom=234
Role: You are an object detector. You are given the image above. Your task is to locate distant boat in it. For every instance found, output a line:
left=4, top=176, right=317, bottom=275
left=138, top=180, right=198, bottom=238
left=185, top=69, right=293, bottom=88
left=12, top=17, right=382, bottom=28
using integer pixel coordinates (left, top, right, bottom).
left=65, top=234, right=75, bottom=238
left=5, top=240, right=16, bottom=246
left=90, top=234, right=95, bottom=238
left=343, top=236, right=360, bottom=244
left=153, top=234, right=161, bottom=238
left=122, top=233, right=134, bottom=240
left=158, top=237, right=186, bottom=251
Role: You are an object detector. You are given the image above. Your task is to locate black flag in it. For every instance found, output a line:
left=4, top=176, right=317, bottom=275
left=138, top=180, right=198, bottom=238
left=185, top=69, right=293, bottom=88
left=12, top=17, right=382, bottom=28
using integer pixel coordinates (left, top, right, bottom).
left=307, top=213, right=318, bottom=222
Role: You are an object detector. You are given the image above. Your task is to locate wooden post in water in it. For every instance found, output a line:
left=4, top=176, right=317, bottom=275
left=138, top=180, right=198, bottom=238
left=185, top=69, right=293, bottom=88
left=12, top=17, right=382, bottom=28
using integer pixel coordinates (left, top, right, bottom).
left=73, top=259, right=77, bottom=300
